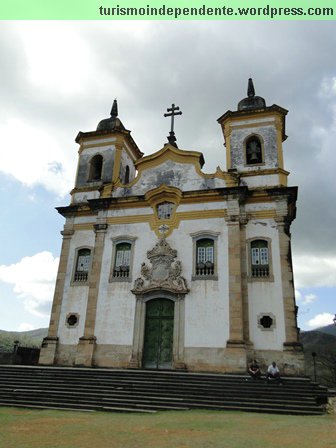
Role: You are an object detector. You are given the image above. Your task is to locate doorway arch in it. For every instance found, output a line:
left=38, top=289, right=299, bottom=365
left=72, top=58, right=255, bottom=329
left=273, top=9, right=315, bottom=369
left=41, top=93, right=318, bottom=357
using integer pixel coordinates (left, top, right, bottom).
left=143, top=298, right=174, bottom=369
left=129, top=290, right=186, bottom=370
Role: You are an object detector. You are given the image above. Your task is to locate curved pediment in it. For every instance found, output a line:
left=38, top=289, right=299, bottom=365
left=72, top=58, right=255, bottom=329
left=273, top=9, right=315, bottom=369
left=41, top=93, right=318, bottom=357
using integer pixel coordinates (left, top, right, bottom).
left=111, top=144, right=238, bottom=199
left=135, top=144, right=205, bottom=173
left=145, top=185, right=182, bottom=207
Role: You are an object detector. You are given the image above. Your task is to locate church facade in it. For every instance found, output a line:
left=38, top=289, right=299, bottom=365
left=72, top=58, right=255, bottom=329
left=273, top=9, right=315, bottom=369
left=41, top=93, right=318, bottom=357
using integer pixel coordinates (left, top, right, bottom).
left=39, top=80, right=304, bottom=374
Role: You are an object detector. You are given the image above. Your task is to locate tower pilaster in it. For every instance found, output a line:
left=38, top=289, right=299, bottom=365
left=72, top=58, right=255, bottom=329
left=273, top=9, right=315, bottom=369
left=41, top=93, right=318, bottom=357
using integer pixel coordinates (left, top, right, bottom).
left=39, top=225, right=74, bottom=365
left=75, top=222, right=108, bottom=367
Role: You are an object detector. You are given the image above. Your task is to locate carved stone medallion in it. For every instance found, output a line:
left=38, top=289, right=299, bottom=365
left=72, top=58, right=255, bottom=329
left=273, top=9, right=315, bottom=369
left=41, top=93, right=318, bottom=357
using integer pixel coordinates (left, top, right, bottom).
left=132, top=238, right=188, bottom=294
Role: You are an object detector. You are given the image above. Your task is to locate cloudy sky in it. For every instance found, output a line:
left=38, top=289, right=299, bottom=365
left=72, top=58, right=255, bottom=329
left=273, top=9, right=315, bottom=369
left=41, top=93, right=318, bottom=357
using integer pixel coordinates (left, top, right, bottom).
left=0, top=21, right=335, bottom=332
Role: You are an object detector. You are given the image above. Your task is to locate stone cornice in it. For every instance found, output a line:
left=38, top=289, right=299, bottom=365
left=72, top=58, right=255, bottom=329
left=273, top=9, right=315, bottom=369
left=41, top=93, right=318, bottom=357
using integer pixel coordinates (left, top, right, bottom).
left=218, top=104, right=288, bottom=142
left=75, top=128, right=143, bottom=160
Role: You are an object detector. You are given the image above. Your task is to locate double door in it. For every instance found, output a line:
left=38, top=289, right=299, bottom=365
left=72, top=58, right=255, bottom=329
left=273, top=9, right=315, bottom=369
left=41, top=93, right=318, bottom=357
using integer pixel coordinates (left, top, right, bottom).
left=142, top=299, right=174, bottom=369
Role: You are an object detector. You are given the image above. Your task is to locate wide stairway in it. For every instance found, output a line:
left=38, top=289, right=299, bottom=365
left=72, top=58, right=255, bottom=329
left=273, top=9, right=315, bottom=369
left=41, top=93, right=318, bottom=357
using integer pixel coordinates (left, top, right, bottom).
left=0, top=365, right=329, bottom=415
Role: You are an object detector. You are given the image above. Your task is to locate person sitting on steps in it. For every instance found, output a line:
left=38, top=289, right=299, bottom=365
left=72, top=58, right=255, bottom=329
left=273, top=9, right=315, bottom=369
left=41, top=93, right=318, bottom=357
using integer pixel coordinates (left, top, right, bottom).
left=248, top=359, right=261, bottom=380
left=266, top=361, right=282, bottom=384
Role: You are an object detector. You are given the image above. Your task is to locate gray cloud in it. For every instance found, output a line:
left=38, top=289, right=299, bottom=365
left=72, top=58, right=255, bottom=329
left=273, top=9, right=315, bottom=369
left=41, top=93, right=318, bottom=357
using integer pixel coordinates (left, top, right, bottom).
left=1, top=21, right=335, bottom=260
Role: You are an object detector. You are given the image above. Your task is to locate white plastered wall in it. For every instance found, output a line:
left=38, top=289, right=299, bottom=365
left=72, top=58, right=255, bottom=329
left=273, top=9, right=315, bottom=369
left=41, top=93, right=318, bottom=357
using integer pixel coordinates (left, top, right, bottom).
left=114, top=160, right=227, bottom=197
left=93, top=203, right=229, bottom=350
left=246, top=219, right=286, bottom=350
left=57, top=229, right=95, bottom=344
left=182, top=218, right=229, bottom=348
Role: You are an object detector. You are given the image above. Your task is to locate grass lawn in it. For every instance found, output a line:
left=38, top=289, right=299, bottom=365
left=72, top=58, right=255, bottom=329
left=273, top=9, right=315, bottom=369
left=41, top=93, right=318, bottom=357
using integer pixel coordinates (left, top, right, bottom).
left=0, top=407, right=335, bottom=448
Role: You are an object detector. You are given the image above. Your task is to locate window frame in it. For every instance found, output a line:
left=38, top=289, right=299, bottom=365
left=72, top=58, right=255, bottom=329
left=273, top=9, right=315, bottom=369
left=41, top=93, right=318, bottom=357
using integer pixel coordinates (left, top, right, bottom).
left=124, top=165, right=130, bottom=184
left=71, top=246, right=93, bottom=286
left=156, top=201, right=176, bottom=220
left=257, top=313, right=276, bottom=331
left=109, top=236, right=137, bottom=283
left=244, top=134, right=265, bottom=167
left=88, top=153, right=104, bottom=182
left=65, top=313, right=80, bottom=328
left=190, top=231, right=220, bottom=281
left=247, top=237, right=274, bottom=282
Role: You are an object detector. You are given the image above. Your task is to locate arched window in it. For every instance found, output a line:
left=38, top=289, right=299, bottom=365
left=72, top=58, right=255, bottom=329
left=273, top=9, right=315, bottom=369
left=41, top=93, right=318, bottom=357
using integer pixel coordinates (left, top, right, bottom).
left=113, top=242, right=131, bottom=278
left=157, top=202, right=174, bottom=220
left=251, top=240, right=269, bottom=278
left=124, top=165, right=130, bottom=184
left=89, top=154, right=103, bottom=181
left=196, top=238, right=214, bottom=276
left=246, top=136, right=262, bottom=165
left=74, top=248, right=91, bottom=282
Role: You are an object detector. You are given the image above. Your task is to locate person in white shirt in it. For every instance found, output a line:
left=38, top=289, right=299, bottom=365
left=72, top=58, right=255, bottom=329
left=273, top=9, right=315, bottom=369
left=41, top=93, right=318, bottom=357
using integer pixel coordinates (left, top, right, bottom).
left=266, top=361, right=282, bottom=384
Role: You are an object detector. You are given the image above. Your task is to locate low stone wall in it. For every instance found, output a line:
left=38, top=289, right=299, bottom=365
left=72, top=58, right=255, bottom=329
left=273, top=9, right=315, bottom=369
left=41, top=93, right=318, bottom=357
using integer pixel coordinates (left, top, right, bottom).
left=0, top=352, right=14, bottom=364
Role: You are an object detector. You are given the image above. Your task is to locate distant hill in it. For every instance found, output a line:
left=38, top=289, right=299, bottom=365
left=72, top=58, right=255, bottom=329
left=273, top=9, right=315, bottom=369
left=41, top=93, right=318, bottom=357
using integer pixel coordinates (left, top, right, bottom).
left=0, top=328, right=48, bottom=353
left=314, top=324, right=336, bottom=337
left=300, top=330, right=336, bottom=356
left=300, top=328, right=336, bottom=386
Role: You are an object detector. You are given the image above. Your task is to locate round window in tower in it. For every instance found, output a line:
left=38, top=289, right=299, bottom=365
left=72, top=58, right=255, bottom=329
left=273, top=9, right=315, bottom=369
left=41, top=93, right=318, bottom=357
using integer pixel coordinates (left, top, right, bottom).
left=258, top=314, right=276, bottom=331
left=66, top=313, right=79, bottom=328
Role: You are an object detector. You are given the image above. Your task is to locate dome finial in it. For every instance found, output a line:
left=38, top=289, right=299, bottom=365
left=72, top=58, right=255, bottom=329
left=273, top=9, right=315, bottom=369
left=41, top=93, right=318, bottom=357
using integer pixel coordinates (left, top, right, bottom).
left=96, top=99, right=125, bottom=132
left=111, top=99, right=118, bottom=118
left=247, top=78, right=255, bottom=97
left=237, top=78, right=266, bottom=111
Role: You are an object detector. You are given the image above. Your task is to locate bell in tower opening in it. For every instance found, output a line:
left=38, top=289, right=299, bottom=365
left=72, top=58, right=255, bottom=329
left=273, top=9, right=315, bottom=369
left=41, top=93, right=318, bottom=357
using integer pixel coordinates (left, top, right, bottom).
left=246, top=136, right=263, bottom=165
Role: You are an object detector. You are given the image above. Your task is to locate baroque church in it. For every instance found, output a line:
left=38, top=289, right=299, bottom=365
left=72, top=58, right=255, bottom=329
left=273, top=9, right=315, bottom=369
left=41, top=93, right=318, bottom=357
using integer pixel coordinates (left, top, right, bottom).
left=39, top=79, right=304, bottom=374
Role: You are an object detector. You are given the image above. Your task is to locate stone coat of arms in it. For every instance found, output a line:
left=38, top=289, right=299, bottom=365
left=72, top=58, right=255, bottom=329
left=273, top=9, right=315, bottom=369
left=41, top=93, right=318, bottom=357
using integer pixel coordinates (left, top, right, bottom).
left=133, top=238, right=188, bottom=293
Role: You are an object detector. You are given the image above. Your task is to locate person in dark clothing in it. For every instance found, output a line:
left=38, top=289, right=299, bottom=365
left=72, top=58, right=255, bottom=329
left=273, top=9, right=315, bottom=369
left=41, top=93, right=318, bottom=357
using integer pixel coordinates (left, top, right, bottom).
left=248, top=360, right=261, bottom=380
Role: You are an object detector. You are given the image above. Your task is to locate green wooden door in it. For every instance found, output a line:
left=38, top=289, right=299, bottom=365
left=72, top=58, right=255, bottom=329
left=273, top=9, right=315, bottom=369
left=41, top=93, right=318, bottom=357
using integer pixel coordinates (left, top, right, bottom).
left=143, top=299, right=174, bottom=369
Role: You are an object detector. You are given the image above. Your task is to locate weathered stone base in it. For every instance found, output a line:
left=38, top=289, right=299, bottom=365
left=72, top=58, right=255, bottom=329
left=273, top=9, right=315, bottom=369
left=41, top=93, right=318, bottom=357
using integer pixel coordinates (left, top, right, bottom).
left=45, top=342, right=304, bottom=375
left=75, top=337, right=96, bottom=367
left=55, top=343, right=78, bottom=366
left=183, top=347, right=248, bottom=373
left=326, top=397, right=336, bottom=414
left=38, top=337, right=58, bottom=365
left=251, top=349, right=305, bottom=375
left=93, top=344, right=132, bottom=368
left=53, top=343, right=133, bottom=368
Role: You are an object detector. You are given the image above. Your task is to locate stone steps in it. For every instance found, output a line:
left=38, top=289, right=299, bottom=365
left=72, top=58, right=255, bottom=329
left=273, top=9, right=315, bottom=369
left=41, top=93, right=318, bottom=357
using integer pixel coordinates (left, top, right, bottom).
left=0, top=365, right=328, bottom=415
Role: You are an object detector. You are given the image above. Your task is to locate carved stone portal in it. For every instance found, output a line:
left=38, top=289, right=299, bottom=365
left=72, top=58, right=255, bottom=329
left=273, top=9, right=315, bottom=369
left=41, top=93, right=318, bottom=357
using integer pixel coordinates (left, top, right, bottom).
left=132, top=238, right=188, bottom=294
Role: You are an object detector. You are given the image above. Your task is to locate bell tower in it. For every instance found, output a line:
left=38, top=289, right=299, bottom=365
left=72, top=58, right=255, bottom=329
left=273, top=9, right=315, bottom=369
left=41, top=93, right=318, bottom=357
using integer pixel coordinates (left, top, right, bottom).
left=217, top=78, right=289, bottom=188
left=71, top=100, right=143, bottom=204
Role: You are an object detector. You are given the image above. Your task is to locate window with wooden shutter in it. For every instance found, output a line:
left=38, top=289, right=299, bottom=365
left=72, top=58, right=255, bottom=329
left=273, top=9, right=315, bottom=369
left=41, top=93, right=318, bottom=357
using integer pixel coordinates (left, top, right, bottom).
left=196, top=239, right=214, bottom=276
left=74, top=248, right=91, bottom=282
left=251, top=240, right=269, bottom=278
left=113, top=242, right=131, bottom=278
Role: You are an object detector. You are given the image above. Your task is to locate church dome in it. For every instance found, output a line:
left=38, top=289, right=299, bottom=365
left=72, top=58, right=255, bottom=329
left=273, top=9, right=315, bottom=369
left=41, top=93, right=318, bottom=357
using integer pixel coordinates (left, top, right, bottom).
left=96, top=99, right=126, bottom=132
left=237, top=78, right=266, bottom=111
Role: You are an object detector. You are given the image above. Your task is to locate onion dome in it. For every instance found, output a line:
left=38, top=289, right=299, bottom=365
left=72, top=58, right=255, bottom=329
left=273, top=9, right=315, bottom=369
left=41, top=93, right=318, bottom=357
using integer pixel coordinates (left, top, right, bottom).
left=237, top=78, right=266, bottom=111
left=96, top=99, right=126, bottom=131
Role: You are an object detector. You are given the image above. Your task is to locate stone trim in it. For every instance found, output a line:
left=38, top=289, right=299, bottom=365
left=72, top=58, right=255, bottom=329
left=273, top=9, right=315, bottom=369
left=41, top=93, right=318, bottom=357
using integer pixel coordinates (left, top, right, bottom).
left=70, top=245, right=94, bottom=286
left=243, top=133, right=266, bottom=167
left=240, top=219, right=251, bottom=344
left=257, top=312, right=276, bottom=331
left=190, top=230, right=220, bottom=281
left=87, top=152, right=105, bottom=183
left=132, top=237, right=188, bottom=295
left=109, top=235, right=137, bottom=283
left=246, top=236, right=274, bottom=282
left=129, top=290, right=186, bottom=370
left=75, top=223, right=108, bottom=367
left=39, top=226, right=74, bottom=365
left=65, top=313, right=80, bottom=328
left=276, top=217, right=300, bottom=344
left=226, top=219, right=245, bottom=345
